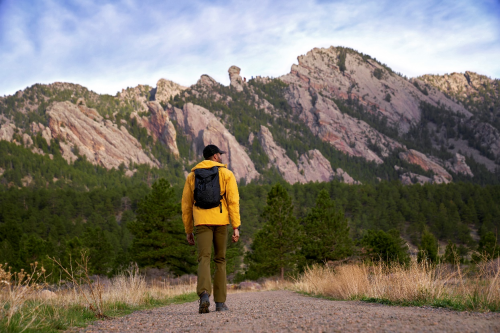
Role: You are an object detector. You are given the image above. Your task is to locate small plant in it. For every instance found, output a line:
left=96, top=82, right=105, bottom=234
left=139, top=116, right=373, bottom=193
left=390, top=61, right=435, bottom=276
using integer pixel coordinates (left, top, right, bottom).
left=0, top=262, right=48, bottom=331
left=373, top=68, right=384, bottom=80
left=50, top=251, right=108, bottom=319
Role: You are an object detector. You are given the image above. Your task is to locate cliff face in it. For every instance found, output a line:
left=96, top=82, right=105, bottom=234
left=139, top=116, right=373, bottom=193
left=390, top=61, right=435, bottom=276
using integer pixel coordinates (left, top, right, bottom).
left=283, top=82, right=401, bottom=163
left=46, top=101, right=157, bottom=169
left=132, top=101, right=179, bottom=157
left=398, top=150, right=452, bottom=183
left=281, top=47, right=469, bottom=131
left=258, top=125, right=358, bottom=184
left=169, top=103, right=259, bottom=183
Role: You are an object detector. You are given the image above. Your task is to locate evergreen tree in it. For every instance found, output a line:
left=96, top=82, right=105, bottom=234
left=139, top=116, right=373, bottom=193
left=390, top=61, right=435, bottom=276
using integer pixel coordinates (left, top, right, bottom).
left=127, top=178, right=196, bottom=275
left=443, top=240, right=459, bottom=264
left=245, top=183, right=304, bottom=279
left=418, top=230, right=439, bottom=263
left=82, top=227, right=115, bottom=276
left=361, top=229, right=409, bottom=264
left=302, top=190, right=353, bottom=264
left=474, top=231, right=499, bottom=261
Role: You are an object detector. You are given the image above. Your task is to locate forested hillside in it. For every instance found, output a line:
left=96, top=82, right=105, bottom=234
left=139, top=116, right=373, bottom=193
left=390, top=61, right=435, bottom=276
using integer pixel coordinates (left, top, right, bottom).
left=1, top=46, right=499, bottom=279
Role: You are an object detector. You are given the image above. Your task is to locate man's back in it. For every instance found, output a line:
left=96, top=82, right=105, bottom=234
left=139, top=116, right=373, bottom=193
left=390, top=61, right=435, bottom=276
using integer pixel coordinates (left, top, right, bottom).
left=182, top=160, right=241, bottom=234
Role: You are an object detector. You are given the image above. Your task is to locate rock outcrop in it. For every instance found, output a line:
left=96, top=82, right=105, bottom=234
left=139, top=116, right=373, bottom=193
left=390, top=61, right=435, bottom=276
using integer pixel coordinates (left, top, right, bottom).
left=445, top=153, right=473, bottom=177
left=132, top=101, right=179, bottom=156
left=419, top=71, right=496, bottom=100
left=399, top=149, right=452, bottom=183
left=257, top=126, right=358, bottom=184
left=47, top=101, right=157, bottom=169
left=399, top=171, right=433, bottom=185
left=258, top=125, right=307, bottom=184
left=198, top=74, right=219, bottom=88
left=298, top=149, right=335, bottom=183
left=154, top=79, right=186, bottom=104
left=335, top=168, right=361, bottom=185
left=118, top=84, right=153, bottom=112
left=0, top=124, right=16, bottom=142
left=169, top=103, right=259, bottom=183
left=228, top=66, right=244, bottom=92
left=30, top=122, right=53, bottom=146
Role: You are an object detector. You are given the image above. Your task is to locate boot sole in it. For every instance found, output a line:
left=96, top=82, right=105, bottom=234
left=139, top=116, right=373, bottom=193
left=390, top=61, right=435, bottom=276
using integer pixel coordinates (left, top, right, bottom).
left=199, top=300, right=210, bottom=314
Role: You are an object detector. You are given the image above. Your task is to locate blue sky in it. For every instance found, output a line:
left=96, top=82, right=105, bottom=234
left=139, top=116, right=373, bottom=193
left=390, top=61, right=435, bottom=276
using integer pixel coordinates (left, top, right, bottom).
left=1, top=0, right=499, bottom=96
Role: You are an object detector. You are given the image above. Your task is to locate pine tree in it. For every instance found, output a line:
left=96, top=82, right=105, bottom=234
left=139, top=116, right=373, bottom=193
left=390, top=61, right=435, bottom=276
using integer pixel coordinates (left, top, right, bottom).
left=127, top=178, right=196, bottom=275
left=474, top=231, right=499, bottom=261
left=82, top=227, right=115, bottom=275
left=443, top=240, right=459, bottom=264
left=418, top=230, right=439, bottom=263
left=361, top=229, right=409, bottom=264
left=302, top=190, right=353, bottom=264
left=245, top=183, right=304, bottom=280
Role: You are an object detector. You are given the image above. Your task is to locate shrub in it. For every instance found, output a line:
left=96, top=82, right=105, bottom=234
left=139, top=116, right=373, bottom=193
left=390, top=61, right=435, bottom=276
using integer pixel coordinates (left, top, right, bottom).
left=361, top=229, right=409, bottom=264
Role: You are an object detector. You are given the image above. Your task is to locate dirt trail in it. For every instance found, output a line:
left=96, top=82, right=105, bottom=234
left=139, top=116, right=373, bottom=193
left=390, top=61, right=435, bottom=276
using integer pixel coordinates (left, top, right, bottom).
left=78, top=291, right=500, bottom=332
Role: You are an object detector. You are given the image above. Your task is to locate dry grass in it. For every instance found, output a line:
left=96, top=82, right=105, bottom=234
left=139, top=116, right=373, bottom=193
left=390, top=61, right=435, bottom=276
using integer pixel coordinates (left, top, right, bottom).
left=43, top=264, right=196, bottom=308
left=290, top=259, right=500, bottom=312
left=0, top=262, right=196, bottom=332
left=0, top=262, right=48, bottom=331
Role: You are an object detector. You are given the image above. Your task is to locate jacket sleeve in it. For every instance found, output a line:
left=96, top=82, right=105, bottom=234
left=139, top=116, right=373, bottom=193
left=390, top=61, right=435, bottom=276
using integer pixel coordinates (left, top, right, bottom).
left=225, top=171, right=241, bottom=229
left=181, top=173, right=194, bottom=234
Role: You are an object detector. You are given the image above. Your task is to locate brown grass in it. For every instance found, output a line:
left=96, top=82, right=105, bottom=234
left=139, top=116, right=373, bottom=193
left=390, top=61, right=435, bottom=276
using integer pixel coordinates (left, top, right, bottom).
left=0, top=261, right=196, bottom=332
left=0, top=262, right=48, bottom=331
left=290, top=259, right=500, bottom=311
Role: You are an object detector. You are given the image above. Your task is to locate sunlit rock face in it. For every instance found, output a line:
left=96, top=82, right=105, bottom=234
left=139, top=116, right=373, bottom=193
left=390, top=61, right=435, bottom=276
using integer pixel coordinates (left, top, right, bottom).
left=258, top=125, right=358, bottom=184
left=47, top=101, right=158, bottom=169
left=169, top=103, right=259, bottom=183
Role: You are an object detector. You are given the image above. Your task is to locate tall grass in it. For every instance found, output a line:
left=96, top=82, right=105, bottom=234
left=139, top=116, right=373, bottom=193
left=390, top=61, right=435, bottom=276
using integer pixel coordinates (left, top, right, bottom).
left=0, top=263, right=197, bottom=332
left=292, top=259, right=500, bottom=312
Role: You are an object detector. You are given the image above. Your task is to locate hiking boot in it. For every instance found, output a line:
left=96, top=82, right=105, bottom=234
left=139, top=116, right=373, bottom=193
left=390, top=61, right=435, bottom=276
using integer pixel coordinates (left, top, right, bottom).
left=199, top=292, right=210, bottom=314
left=216, top=302, right=229, bottom=311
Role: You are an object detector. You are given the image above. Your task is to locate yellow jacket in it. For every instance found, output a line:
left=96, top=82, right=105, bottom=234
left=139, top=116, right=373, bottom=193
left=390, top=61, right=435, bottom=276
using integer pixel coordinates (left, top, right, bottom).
left=181, top=160, right=241, bottom=234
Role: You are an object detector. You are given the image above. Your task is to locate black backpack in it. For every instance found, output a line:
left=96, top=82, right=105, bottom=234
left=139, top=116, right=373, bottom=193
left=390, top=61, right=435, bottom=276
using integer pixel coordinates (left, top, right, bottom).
left=194, top=166, right=223, bottom=212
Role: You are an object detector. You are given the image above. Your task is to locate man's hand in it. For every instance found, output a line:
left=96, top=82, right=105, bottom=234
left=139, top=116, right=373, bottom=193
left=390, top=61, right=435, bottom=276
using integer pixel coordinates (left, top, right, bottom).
left=232, top=228, right=240, bottom=243
left=186, top=233, right=195, bottom=246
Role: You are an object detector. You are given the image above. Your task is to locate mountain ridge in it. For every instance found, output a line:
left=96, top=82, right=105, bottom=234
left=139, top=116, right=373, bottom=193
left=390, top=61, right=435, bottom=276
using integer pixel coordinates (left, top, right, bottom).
left=1, top=45, right=499, bottom=188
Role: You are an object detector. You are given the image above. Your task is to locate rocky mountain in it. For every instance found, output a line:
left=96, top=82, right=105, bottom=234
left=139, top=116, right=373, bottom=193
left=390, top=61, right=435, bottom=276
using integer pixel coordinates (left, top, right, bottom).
left=1, top=46, right=499, bottom=188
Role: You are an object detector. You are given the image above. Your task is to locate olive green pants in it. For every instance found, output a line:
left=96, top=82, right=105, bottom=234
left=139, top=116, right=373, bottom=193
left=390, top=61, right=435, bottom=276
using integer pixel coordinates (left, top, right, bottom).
left=195, top=225, right=227, bottom=303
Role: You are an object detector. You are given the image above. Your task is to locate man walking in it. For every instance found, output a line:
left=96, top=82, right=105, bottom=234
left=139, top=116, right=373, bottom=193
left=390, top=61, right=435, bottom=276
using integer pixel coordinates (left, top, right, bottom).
left=182, top=144, right=241, bottom=314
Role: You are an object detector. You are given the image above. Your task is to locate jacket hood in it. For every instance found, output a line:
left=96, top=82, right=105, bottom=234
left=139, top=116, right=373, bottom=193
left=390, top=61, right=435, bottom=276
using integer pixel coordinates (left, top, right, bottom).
left=191, top=160, right=227, bottom=172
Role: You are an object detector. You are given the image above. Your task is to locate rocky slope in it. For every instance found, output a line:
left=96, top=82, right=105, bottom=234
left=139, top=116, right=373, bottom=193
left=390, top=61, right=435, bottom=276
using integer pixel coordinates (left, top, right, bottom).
left=169, top=103, right=259, bottom=183
left=132, top=101, right=179, bottom=157
left=257, top=125, right=358, bottom=184
left=46, top=101, right=157, bottom=169
left=281, top=47, right=470, bottom=130
left=1, top=45, right=499, bottom=186
left=419, top=71, right=499, bottom=107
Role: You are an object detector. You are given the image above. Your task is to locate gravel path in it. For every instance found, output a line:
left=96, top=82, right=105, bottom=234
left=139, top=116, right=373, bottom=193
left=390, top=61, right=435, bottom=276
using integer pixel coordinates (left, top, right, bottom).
left=79, top=291, right=500, bottom=332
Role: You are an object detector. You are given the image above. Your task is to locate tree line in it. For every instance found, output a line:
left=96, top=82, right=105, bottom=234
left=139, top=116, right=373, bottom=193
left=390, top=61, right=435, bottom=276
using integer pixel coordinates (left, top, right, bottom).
left=1, top=177, right=499, bottom=281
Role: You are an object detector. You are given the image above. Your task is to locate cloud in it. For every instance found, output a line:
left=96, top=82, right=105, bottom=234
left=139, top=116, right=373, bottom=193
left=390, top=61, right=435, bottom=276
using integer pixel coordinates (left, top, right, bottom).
left=0, top=0, right=499, bottom=96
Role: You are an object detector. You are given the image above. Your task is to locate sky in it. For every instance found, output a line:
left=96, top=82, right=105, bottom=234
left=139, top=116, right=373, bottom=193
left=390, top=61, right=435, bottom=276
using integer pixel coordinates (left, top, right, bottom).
left=0, top=0, right=499, bottom=96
